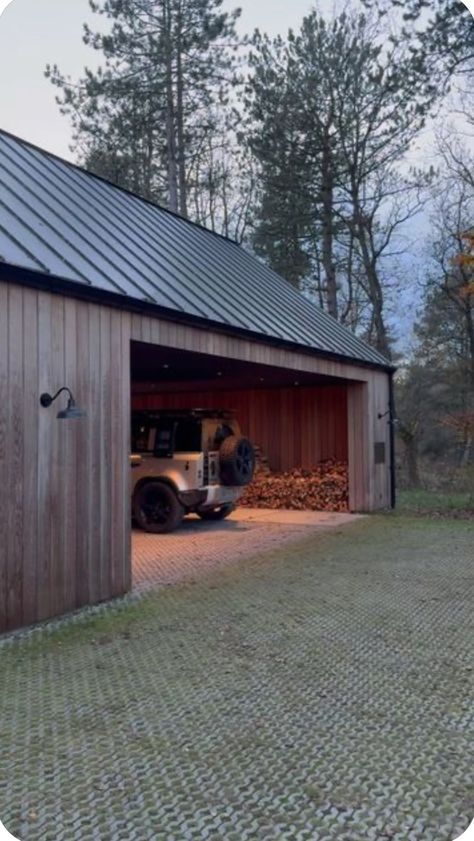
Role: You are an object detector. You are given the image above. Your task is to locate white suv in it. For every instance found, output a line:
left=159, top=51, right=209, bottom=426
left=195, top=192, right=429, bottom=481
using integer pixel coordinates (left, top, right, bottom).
left=131, top=409, right=255, bottom=533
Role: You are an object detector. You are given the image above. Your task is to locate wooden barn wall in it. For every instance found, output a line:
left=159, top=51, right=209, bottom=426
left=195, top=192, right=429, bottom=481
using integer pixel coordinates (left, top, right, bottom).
left=0, top=283, right=131, bottom=633
left=0, top=282, right=391, bottom=632
left=132, top=386, right=348, bottom=472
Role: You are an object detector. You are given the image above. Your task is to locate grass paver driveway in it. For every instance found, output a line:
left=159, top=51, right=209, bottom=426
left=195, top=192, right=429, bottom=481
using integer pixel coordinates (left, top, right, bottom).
left=1, top=514, right=473, bottom=841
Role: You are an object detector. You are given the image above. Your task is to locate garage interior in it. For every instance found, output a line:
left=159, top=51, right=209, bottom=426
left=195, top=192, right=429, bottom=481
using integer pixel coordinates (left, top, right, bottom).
left=130, top=338, right=354, bottom=586
left=130, top=340, right=349, bottom=473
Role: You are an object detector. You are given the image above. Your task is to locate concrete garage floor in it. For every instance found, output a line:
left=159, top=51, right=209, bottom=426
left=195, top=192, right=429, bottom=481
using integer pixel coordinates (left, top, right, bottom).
left=133, top=508, right=362, bottom=593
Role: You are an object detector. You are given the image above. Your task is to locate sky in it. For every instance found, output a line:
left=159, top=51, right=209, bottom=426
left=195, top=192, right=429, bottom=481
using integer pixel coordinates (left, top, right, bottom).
left=0, top=0, right=331, bottom=160
left=1, top=0, right=472, bottom=352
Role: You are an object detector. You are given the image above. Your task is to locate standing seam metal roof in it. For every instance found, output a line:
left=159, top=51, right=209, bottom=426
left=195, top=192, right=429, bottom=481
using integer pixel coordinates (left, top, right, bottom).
left=0, top=129, right=391, bottom=369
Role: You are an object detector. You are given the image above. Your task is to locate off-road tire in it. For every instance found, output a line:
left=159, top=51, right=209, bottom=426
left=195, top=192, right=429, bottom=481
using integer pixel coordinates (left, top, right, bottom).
left=196, top=503, right=235, bottom=521
left=133, top=481, right=184, bottom=534
left=219, top=436, right=255, bottom=487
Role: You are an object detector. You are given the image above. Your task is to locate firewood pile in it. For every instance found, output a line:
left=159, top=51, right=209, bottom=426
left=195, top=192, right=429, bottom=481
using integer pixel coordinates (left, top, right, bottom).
left=241, top=458, right=349, bottom=512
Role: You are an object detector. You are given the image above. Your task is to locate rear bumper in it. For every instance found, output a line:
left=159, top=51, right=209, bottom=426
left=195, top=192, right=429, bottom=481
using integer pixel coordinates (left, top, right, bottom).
left=178, top=485, right=242, bottom=510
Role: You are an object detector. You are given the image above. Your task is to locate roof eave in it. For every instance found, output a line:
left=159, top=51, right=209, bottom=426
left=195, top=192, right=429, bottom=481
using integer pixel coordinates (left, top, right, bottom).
left=0, top=262, right=396, bottom=374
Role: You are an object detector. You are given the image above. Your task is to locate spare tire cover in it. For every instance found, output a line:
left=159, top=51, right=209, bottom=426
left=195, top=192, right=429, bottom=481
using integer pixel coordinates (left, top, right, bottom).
left=219, top=436, right=255, bottom=486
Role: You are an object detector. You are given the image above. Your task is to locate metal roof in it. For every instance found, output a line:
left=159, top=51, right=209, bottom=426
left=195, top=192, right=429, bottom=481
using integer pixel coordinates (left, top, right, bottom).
left=0, top=130, right=390, bottom=369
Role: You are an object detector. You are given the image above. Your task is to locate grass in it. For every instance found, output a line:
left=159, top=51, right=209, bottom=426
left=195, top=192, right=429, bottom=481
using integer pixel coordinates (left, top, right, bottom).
left=396, top=488, right=474, bottom=517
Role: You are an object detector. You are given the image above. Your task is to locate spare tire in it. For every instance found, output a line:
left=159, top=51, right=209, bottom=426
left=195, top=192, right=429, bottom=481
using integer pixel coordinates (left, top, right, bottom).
left=219, top=436, right=255, bottom=486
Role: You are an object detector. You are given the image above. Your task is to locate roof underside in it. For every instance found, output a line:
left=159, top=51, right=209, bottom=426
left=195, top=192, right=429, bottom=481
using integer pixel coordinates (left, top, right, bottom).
left=0, top=130, right=390, bottom=369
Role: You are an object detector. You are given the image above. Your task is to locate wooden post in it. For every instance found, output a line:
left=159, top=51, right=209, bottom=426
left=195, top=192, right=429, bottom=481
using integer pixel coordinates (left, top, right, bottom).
left=347, top=382, right=371, bottom=511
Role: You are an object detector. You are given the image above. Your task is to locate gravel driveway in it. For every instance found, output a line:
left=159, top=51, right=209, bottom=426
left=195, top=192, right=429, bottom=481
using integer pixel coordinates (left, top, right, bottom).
left=1, top=514, right=473, bottom=840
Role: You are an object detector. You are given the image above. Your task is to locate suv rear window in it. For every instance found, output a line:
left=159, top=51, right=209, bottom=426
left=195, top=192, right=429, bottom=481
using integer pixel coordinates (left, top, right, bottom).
left=132, top=418, right=202, bottom=455
left=174, top=420, right=201, bottom=453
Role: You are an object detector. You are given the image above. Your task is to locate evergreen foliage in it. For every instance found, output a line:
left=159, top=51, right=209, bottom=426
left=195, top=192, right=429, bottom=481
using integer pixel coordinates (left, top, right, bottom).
left=46, top=0, right=242, bottom=216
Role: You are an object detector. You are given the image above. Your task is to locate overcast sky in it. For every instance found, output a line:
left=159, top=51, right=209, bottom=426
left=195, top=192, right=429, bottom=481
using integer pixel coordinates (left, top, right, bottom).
left=0, top=0, right=334, bottom=160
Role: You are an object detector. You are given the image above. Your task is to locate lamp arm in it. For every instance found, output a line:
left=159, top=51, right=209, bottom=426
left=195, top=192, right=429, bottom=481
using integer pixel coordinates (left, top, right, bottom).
left=40, top=387, right=76, bottom=409
left=50, top=386, right=74, bottom=404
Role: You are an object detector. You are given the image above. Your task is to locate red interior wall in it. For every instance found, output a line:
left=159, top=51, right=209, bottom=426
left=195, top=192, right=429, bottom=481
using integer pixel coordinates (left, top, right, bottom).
left=132, top=385, right=348, bottom=472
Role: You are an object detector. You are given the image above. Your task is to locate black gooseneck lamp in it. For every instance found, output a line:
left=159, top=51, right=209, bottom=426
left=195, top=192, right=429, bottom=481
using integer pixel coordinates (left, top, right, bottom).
left=40, top=387, right=86, bottom=420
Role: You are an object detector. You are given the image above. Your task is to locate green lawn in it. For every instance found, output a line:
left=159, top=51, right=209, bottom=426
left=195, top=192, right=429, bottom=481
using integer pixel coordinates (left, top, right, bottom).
left=396, top=488, right=474, bottom=517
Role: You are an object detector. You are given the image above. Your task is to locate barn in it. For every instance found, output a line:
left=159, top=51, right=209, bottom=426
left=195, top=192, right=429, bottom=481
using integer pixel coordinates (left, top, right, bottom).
left=0, top=129, right=395, bottom=633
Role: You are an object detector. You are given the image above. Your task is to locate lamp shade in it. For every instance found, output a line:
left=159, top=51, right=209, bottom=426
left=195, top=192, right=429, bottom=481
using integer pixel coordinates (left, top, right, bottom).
left=57, top=400, right=86, bottom=420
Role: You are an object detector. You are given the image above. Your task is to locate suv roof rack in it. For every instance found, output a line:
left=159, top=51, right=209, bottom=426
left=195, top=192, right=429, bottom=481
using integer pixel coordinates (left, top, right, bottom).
left=132, top=408, right=236, bottom=420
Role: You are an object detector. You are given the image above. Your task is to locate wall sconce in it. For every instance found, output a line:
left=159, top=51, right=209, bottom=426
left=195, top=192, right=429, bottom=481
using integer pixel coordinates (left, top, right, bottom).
left=40, top=387, right=86, bottom=420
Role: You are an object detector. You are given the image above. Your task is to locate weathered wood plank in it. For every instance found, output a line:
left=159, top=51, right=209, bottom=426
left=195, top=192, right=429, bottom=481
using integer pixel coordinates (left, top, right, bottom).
left=0, top=284, right=10, bottom=628
left=347, top=382, right=370, bottom=511
left=21, top=289, right=39, bottom=626
left=88, top=304, right=102, bottom=605
left=75, top=301, right=91, bottom=609
left=49, top=294, right=65, bottom=619
left=121, top=311, right=132, bottom=593
left=110, top=308, right=125, bottom=598
left=36, top=293, right=53, bottom=622
left=7, top=286, right=24, bottom=629
left=99, top=306, right=112, bottom=602
left=63, top=297, right=78, bottom=613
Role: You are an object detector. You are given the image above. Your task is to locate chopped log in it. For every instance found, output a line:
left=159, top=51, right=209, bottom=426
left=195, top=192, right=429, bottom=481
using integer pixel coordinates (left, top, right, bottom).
left=241, top=460, right=349, bottom=512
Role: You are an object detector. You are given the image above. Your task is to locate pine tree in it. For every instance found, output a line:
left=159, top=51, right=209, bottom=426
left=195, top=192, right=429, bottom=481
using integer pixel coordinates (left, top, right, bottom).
left=245, top=11, right=435, bottom=355
left=245, top=33, right=313, bottom=289
left=46, top=0, right=241, bottom=217
left=363, top=0, right=474, bottom=85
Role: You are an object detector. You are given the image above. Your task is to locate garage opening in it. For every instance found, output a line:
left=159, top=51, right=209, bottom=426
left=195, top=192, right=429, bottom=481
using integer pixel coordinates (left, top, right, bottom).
left=130, top=339, right=352, bottom=590
left=130, top=340, right=348, bottom=467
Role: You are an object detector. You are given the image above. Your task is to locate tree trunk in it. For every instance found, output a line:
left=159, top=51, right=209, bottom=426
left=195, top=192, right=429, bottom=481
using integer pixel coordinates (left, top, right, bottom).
left=176, top=0, right=188, bottom=218
left=321, top=126, right=338, bottom=319
left=164, top=0, right=178, bottom=213
left=459, top=434, right=472, bottom=468
left=353, top=204, right=392, bottom=360
left=405, top=440, right=421, bottom=487
left=465, top=304, right=474, bottom=393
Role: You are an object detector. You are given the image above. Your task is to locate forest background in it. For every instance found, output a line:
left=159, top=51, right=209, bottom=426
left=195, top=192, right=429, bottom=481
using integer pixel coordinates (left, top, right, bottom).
left=1, top=0, right=473, bottom=490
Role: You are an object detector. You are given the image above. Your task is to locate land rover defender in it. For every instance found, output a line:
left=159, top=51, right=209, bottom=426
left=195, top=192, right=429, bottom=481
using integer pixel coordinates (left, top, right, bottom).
left=131, top=409, right=255, bottom=533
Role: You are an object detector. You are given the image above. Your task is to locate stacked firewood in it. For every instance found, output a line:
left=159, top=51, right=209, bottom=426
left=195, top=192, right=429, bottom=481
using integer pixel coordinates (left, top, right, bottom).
left=241, top=458, right=349, bottom=512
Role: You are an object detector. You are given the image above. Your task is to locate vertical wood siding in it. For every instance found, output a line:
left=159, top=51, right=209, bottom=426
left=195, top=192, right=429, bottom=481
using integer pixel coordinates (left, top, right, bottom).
left=0, top=280, right=391, bottom=632
left=0, top=284, right=131, bottom=632
left=347, top=373, right=392, bottom=511
left=132, top=386, right=348, bottom=472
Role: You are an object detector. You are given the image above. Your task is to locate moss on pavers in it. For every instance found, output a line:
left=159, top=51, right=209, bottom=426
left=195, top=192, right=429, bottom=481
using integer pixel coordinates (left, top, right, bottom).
left=1, top=515, right=473, bottom=841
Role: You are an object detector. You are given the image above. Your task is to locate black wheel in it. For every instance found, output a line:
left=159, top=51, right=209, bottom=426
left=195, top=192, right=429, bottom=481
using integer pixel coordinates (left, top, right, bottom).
left=133, top=482, right=184, bottom=534
left=197, top=504, right=235, bottom=521
left=219, top=436, right=255, bottom=486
